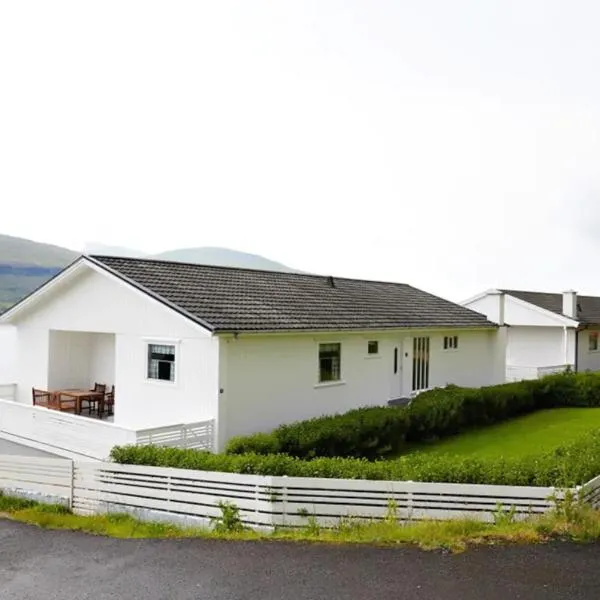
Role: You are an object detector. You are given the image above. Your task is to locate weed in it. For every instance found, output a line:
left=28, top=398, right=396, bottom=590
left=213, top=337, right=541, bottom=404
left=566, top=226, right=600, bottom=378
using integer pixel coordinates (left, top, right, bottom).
left=211, top=501, right=244, bottom=533
left=492, top=502, right=517, bottom=526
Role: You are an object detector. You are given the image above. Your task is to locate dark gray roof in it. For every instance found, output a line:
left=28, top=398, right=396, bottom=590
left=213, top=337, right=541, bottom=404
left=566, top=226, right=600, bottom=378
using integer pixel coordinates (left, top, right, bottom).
left=90, top=255, right=496, bottom=333
left=503, top=289, right=600, bottom=324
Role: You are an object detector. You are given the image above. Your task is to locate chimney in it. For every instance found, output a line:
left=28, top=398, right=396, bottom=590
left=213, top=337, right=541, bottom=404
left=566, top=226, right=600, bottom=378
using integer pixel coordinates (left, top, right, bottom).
left=487, top=290, right=505, bottom=326
left=562, top=290, right=577, bottom=319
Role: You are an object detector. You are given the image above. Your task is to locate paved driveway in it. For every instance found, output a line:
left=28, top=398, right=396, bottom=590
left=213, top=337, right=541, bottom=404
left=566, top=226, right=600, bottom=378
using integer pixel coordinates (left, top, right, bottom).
left=0, top=520, right=598, bottom=599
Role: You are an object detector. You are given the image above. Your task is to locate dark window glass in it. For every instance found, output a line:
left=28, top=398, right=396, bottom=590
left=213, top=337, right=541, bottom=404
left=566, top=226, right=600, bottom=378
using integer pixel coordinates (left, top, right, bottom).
left=148, top=344, right=176, bottom=382
left=368, top=341, right=379, bottom=355
left=319, top=343, right=341, bottom=382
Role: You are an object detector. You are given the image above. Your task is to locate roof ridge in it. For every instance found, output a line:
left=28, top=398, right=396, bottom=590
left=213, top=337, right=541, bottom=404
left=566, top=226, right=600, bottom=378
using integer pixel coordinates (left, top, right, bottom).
left=88, top=254, right=413, bottom=288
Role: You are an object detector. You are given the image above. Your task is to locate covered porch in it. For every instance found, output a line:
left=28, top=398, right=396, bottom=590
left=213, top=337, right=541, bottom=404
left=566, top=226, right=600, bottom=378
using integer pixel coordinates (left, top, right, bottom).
left=42, top=329, right=116, bottom=420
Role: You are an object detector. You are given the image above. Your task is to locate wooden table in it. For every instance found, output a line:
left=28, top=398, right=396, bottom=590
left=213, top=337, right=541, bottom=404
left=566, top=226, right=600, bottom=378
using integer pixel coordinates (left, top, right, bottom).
left=54, top=389, right=104, bottom=415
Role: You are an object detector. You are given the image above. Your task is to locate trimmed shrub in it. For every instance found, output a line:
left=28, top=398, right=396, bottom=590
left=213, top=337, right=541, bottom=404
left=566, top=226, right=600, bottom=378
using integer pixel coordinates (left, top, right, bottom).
left=111, top=428, right=600, bottom=487
left=225, top=405, right=410, bottom=460
left=225, top=432, right=281, bottom=455
left=224, top=372, right=600, bottom=460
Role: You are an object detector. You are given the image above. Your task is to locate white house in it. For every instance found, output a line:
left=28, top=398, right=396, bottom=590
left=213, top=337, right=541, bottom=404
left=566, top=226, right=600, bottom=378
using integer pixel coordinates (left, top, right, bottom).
left=462, top=289, right=600, bottom=381
left=0, top=255, right=507, bottom=458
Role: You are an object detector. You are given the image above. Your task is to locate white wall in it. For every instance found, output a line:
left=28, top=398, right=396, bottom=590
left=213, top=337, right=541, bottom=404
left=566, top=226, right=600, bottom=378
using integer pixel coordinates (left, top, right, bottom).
left=0, top=324, right=17, bottom=384
left=90, top=333, right=116, bottom=388
left=577, top=328, right=600, bottom=373
left=465, top=294, right=576, bottom=327
left=12, top=267, right=220, bottom=430
left=506, top=326, right=575, bottom=368
left=220, top=328, right=499, bottom=441
left=47, top=330, right=93, bottom=390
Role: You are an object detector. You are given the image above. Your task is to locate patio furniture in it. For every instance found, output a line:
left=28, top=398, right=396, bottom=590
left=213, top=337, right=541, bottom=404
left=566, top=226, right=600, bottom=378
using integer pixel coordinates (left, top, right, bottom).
left=102, top=385, right=114, bottom=417
left=84, top=383, right=106, bottom=414
left=53, top=389, right=103, bottom=414
left=52, top=392, right=77, bottom=413
left=32, top=388, right=54, bottom=408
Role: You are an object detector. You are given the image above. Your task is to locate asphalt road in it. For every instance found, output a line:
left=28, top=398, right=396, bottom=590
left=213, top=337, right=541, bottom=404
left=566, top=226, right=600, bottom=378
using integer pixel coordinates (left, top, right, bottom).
left=0, top=520, right=598, bottom=600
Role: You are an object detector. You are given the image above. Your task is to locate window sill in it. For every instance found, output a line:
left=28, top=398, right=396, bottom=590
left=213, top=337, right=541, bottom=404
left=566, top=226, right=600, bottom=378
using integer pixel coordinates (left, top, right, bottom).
left=314, top=380, right=346, bottom=389
left=365, top=355, right=381, bottom=360
left=145, top=378, right=178, bottom=388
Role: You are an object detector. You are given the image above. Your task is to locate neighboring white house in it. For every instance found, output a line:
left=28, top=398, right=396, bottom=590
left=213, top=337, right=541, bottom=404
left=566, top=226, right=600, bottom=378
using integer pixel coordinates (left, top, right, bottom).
left=462, top=289, right=600, bottom=381
left=0, top=255, right=507, bottom=457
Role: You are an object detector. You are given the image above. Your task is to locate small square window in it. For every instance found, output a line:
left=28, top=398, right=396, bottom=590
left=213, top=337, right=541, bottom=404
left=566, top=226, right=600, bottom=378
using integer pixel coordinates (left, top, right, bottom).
left=147, top=344, right=176, bottom=382
left=590, top=332, right=599, bottom=352
left=443, top=336, right=458, bottom=350
left=367, top=341, right=379, bottom=355
left=319, top=343, right=341, bottom=382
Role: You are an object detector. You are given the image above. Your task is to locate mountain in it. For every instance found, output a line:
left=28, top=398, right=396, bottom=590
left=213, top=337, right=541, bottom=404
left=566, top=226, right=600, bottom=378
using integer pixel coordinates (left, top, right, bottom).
left=153, top=247, right=297, bottom=272
left=0, top=234, right=297, bottom=312
left=0, top=234, right=77, bottom=267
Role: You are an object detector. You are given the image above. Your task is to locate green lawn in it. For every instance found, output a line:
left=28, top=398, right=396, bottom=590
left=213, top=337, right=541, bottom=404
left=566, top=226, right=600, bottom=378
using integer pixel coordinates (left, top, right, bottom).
left=407, top=408, right=600, bottom=459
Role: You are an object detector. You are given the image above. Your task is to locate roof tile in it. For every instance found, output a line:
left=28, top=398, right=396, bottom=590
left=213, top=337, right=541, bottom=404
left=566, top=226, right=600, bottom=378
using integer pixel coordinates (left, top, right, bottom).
left=92, top=256, right=495, bottom=332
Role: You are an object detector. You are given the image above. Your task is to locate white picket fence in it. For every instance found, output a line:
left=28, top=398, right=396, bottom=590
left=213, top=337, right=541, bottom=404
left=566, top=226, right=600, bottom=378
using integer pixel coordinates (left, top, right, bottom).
left=0, top=455, right=585, bottom=529
left=0, top=398, right=215, bottom=460
left=581, top=474, right=600, bottom=509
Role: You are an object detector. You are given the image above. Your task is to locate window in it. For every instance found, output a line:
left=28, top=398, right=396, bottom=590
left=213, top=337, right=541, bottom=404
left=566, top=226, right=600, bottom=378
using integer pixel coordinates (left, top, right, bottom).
left=147, top=344, right=176, bottom=382
left=590, top=332, right=599, bottom=352
left=319, top=343, right=341, bottom=382
left=393, top=347, right=398, bottom=374
left=443, top=336, right=459, bottom=350
left=367, top=341, right=379, bottom=355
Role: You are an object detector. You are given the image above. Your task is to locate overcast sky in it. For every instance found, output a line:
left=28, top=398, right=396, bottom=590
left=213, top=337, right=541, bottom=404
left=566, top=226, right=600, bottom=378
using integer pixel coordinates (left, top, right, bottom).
left=1, top=1, right=599, bottom=301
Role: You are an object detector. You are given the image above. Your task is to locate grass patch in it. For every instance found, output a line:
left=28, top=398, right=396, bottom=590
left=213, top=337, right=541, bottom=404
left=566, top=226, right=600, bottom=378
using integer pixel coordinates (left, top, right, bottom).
left=3, top=491, right=600, bottom=552
left=403, top=408, right=600, bottom=459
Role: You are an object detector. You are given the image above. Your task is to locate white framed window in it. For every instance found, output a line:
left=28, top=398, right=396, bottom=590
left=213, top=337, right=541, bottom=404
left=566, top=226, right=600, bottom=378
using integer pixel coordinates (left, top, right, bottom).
left=443, top=335, right=459, bottom=350
left=147, top=343, right=176, bottom=382
left=589, top=332, right=599, bottom=352
left=319, top=343, right=341, bottom=383
left=367, top=340, right=379, bottom=355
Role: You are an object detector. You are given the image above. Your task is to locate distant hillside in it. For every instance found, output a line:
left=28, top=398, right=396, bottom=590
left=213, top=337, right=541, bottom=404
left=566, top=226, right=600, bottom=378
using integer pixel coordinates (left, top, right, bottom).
left=153, top=247, right=297, bottom=272
left=0, top=234, right=77, bottom=267
left=0, top=234, right=297, bottom=312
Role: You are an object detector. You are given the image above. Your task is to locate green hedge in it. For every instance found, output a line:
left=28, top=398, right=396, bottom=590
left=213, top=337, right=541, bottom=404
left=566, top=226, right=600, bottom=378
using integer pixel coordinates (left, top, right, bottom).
left=226, top=406, right=410, bottom=460
left=225, top=372, right=600, bottom=459
left=110, top=428, right=600, bottom=487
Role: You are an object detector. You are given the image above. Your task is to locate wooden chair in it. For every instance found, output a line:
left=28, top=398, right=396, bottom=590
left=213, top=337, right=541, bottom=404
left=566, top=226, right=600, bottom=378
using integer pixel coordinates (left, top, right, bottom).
left=32, top=388, right=53, bottom=408
left=101, top=385, right=114, bottom=418
left=84, top=383, right=106, bottom=414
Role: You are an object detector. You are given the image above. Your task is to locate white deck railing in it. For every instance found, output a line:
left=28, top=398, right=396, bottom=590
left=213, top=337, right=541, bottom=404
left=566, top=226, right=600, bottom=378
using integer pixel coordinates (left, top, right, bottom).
left=0, top=397, right=215, bottom=461
left=506, top=364, right=571, bottom=382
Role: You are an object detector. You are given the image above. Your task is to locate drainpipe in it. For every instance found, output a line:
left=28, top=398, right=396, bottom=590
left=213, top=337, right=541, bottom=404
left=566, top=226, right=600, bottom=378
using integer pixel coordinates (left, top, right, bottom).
left=575, top=326, right=583, bottom=373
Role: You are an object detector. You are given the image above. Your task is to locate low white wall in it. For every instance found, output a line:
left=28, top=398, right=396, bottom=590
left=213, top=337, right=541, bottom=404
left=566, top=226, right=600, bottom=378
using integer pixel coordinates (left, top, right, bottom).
left=0, top=324, right=17, bottom=383
left=221, top=329, right=498, bottom=441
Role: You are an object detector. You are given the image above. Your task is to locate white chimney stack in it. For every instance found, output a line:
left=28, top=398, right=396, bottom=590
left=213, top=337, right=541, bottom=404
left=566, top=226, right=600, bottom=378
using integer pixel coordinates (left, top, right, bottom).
left=487, top=290, right=505, bottom=326
left=562, top=290, right=578, bottom=319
